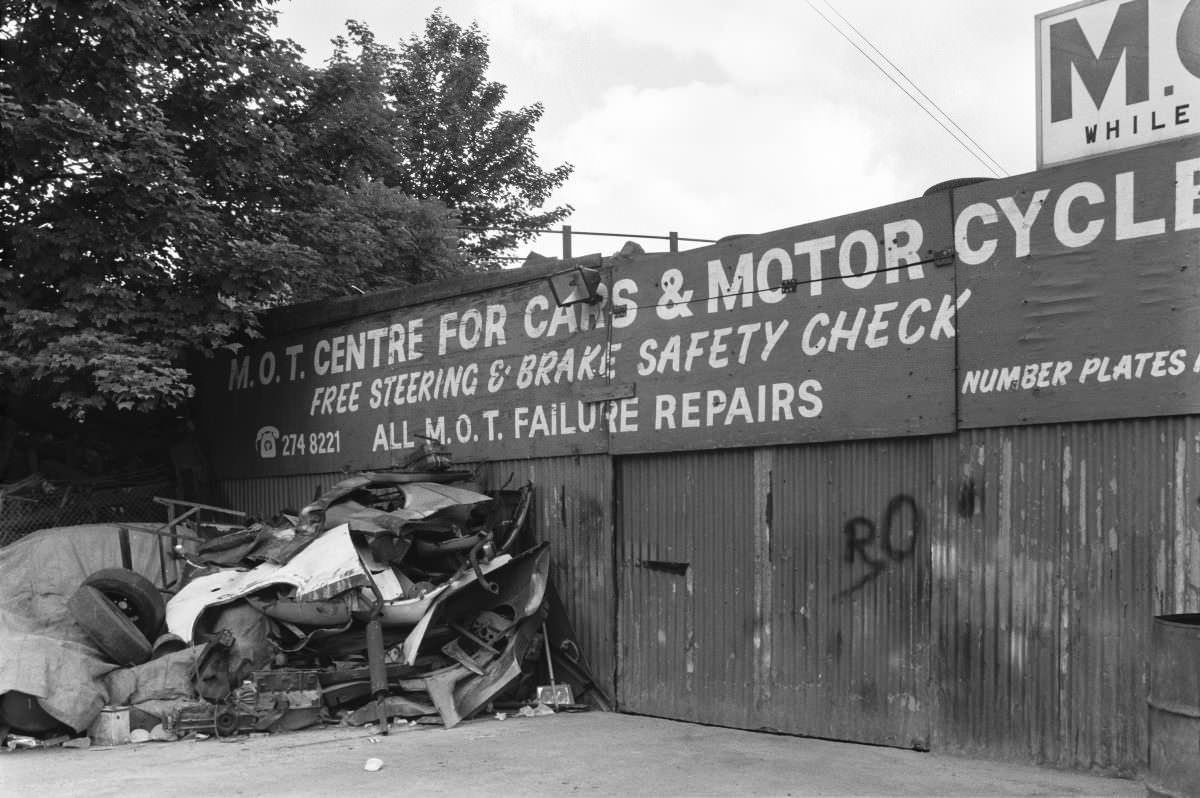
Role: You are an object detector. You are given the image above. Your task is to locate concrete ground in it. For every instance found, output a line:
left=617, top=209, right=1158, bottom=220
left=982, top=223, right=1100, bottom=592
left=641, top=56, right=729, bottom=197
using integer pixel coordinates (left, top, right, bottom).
left=0, top=712, right=1143, bottom=797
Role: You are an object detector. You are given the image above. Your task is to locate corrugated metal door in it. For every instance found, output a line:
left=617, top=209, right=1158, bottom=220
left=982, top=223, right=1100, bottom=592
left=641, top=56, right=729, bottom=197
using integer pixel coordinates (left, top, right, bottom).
left=769, top=439, right=932, bottom=748
left=617, top=441, right=932, bottom=747
left=616, top=449, right=757, bottom=724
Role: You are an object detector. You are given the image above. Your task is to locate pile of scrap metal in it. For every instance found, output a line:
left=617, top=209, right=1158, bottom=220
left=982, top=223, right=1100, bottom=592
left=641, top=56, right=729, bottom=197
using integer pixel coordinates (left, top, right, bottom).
left=155, top=467, right=606, bottom=736
left=1, top=455, right=609, bottom=746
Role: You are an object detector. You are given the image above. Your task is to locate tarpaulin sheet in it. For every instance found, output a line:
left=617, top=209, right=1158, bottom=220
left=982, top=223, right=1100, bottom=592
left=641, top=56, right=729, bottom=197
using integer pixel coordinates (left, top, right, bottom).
left=0, top=524, right=180, bottom=731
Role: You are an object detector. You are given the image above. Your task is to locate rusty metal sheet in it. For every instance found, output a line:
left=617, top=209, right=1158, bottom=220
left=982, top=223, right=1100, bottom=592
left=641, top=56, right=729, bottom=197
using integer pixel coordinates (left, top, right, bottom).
left=616, top=441, right=932, bottom=748
left=217, top=471, right=344, bottom=520
left=469, top=454, right=616, bottom=701
left=956, top=136, right=1200, bottom=428
left=931, top=416, right=1200, bottom=773
left=767, top=438, right=933, bottom=748
left=213, top=416, right=1199, bottom=774
left=616, top=449, right=757, bottom=725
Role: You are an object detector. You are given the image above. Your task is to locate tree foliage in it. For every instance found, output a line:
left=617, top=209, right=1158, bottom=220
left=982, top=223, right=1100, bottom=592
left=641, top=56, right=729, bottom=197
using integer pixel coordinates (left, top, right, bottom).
left=0, top=1, right=468, bottom=423
left=1, top=2, right=569, bottom=441
left=320, top=13, right=575, bottom=265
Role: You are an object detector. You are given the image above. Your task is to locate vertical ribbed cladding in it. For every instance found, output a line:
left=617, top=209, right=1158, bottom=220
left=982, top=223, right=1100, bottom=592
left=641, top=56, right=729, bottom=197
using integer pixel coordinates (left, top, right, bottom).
left=216, top=472, right=345, bottom=519
left=615, top=448, right=756, bottom=724
left=932, top=426, right=1064, bottom=762
left=212, top=415, right=1199, bottom=772
left=616, top=440, right=933, bottom=745
left=769, top=437, right=933, bottom=748
left=931, top=416, right=1200, bottom=775
left=470, top=454, right=615, bottom=700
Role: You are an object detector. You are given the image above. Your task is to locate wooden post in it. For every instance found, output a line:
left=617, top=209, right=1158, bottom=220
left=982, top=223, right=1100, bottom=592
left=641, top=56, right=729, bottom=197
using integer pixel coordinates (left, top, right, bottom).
left=669, top=231, right=679, bottom=253
left=561, top=225, right=572, bottom=260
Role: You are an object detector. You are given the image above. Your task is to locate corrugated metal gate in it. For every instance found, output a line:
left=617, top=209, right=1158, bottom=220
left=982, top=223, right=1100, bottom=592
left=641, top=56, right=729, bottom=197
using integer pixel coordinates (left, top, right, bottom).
left=213, top=417, right=1198, bottom=770
left=616, top=439, right=932, bottom=747
left=611, top=417, right=1198, bottom=768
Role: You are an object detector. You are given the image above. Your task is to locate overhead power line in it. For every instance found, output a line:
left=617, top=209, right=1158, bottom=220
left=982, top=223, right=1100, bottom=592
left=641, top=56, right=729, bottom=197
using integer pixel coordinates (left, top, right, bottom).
left=817, top=0, right=1010, bottom=177
left=804, top=0, right=1010, bottom=178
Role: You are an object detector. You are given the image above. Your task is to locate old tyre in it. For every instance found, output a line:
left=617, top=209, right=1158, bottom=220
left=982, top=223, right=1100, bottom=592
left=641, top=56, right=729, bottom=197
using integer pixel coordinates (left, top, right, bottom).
left=82, top=568, right=165, bottom=640
left=68, top=584, right=153, bottom=666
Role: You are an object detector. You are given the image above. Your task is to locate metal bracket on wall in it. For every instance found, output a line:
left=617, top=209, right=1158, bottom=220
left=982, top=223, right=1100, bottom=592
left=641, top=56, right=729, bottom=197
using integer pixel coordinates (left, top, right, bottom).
left=933, top=248, right=957, bottom=267
left=579, top=382, right=637, bottom=404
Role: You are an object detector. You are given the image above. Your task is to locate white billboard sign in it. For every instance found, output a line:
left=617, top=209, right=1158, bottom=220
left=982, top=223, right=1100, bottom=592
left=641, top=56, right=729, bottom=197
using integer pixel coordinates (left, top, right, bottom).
left=1037, top=0, right=1199, bottom=166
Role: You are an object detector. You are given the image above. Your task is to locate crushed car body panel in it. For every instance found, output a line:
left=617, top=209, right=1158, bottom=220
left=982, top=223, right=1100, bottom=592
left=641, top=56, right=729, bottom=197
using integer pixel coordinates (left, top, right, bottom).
left=166, top=524, right=369, bottom=643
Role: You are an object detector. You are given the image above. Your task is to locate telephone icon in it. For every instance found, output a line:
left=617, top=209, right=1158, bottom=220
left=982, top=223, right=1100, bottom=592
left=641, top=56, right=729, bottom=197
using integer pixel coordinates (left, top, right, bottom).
left=256, top=426, right=280, bottom=459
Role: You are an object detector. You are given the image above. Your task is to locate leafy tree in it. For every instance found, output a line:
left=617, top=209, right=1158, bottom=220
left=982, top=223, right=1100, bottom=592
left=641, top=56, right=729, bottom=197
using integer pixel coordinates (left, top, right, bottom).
left=0, top=1, right=465, bottom=427
left=322, top=14, right=575, bottom=266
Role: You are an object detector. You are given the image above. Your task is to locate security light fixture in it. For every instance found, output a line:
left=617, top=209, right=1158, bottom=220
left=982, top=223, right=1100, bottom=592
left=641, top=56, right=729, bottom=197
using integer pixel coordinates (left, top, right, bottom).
left=547, top=266, right=603, bottom=307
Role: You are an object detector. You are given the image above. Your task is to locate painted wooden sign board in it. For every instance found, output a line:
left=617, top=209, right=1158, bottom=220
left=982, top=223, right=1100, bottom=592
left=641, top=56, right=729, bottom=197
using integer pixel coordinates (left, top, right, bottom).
left=956, top=135, right=1200, bottom=428
left=604, top=194, right=958, bottom=455
left=196, top=277, right=615, bottom=478
left=197, top=137, right=1200, bottom=477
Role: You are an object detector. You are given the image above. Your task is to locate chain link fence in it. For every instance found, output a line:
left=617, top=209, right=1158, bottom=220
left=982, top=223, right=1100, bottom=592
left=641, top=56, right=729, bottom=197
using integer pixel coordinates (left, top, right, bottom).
left=0, top=477, right=174, bottom=548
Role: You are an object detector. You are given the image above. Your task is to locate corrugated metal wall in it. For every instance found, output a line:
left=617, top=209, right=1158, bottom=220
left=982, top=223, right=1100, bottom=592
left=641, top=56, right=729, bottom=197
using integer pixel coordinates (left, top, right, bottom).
left=218, top=471, right=345, bottom=519
left=213, top=415, right=1199, bottom=774
left=931, top=416, right=1200, bottom=774
left=613, top=415, right=1199, bottom=772
left=469, top=455, right=615, bottom=700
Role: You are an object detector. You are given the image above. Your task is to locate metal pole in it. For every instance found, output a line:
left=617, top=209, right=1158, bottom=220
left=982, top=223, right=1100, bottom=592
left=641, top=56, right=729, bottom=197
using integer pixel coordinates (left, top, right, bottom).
left=366, top=618, right=389, bottom=735
left=118, top=526, right=132, bottom=571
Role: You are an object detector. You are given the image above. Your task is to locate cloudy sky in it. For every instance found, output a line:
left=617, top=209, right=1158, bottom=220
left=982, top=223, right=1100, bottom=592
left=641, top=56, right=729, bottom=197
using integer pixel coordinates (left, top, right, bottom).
left=274, top=0, right=1061, bottom=259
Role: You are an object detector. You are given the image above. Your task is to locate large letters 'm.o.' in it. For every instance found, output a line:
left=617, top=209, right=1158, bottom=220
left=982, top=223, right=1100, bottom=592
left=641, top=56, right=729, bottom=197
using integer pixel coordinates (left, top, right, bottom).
left=1180, top=0, right=1200, bottom=78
